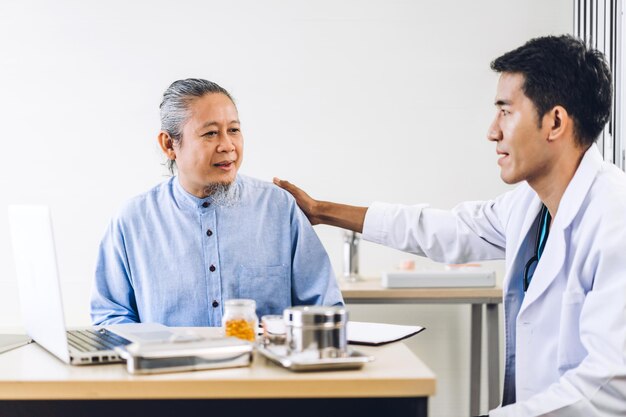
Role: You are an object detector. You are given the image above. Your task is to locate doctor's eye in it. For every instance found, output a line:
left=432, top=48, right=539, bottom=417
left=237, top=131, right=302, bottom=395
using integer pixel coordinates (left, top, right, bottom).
left=228, top=128, right=240, bottom=134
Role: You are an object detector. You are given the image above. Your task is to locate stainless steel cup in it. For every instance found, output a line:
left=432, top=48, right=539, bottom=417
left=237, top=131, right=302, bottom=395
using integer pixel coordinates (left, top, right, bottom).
left=283, top=306, right=348, bottom=358
left=343, top=231, right=361, bottom=282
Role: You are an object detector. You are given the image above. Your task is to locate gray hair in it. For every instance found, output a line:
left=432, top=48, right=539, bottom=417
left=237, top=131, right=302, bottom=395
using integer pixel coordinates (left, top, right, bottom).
left=160, top=78, right=235, bottom=174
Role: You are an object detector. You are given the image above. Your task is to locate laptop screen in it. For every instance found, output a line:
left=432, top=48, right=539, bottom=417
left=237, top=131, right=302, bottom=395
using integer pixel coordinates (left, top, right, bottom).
left=8, top=205, right=71, bottom=362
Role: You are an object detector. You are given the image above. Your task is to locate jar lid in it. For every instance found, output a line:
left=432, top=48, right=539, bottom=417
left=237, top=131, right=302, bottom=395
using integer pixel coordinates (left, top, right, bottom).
left=225, top=299, right=256, bottom=308
left=283, top=306, right=348, bottom=327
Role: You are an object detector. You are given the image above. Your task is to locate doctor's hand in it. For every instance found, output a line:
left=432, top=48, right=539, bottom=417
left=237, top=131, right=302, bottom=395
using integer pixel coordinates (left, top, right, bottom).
left=273, top=177, right=323, bottom=225
left=273, top=177, right=368, bottom=233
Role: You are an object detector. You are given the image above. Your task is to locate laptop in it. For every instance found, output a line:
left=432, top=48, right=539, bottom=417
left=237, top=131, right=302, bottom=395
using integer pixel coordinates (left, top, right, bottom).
left=7, top=205, right=171, bottom=365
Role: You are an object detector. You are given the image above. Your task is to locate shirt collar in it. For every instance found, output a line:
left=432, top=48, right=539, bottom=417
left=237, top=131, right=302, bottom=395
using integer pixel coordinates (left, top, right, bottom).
left=171, top=175, right=242, bottom=210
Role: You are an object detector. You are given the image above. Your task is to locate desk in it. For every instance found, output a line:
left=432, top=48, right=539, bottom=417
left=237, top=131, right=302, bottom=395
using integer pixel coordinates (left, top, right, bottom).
left=0, top=327, right=435, bottom=417
left=341, top=278, right=502, bottom=416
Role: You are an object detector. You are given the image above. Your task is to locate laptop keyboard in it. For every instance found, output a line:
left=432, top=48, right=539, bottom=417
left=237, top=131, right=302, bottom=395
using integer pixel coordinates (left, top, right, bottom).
left=66, top=329, right=131, bottom=353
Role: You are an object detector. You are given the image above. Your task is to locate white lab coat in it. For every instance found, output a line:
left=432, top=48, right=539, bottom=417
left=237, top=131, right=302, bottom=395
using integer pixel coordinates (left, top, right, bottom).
left=362, top=145, right=626, bottom=416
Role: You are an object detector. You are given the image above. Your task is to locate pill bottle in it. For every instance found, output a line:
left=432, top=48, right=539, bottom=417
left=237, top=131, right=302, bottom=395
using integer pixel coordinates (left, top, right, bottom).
left=222, top=299, right=258, bottom=342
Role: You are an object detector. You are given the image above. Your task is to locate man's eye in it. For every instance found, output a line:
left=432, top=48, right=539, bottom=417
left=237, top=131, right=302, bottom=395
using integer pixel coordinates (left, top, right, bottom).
left=500, top=109, right=510, bottom=116
left=229, top=128, right=240, bottom=134
left=203, top=131, right=218, bottom=137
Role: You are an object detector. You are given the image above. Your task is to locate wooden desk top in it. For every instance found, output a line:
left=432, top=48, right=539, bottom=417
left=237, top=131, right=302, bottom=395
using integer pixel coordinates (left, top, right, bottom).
left=340, top=277, right=503, bottom=304
left=0, top=328, right=435, bottom=400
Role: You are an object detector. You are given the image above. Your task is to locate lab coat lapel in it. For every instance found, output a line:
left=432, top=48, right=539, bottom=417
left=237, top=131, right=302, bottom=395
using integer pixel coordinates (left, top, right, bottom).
left=503, top=196, right=542, bottom=291
left=518, top=145, right=603, bottom=313
left=519, top=224, right=565, bottom=312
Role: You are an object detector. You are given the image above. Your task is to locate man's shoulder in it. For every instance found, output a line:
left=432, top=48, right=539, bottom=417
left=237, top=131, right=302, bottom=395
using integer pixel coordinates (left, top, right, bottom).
left=588, top=163, right=626, bottom=206
left=116, top=178, right=174, bottom=219
left=577, top=165, right=626, bottom=247
left=238, top=174, right=278, bottom=192
left=238, top=174, right=295, bottom=205
left=597, top=162, right=626, bottom=187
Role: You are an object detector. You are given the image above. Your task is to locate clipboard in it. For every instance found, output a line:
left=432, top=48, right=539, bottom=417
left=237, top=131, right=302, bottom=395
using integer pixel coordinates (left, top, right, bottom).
left=347, top=321, right=425, bottom=346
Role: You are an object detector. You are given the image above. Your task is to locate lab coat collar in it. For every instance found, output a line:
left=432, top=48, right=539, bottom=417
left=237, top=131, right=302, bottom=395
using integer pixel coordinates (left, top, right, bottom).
left=518, top=144, right=602, bottom=314
left=552, top=144, right=603, bottom=230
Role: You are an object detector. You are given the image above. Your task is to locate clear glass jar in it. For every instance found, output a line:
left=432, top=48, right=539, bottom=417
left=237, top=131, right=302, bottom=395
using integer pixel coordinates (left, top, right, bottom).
left=261, top=314, right=286, bottom=346
left=222, top=299, right=258, bottom=342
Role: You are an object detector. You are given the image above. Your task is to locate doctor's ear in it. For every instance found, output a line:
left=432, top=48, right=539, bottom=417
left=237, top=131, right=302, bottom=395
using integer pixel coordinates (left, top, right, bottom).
left=158, top=131, right=176, bottom=159
left=545, top=106, right=571, bottom=142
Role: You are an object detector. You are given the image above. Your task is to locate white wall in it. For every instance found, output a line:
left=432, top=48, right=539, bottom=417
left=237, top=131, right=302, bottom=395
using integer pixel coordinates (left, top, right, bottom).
left=0, top=1, right=571, bottom=415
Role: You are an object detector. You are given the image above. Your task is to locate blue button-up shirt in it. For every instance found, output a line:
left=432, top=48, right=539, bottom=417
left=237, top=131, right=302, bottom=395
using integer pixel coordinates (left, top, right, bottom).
left=90, top=175, right=343, bottom=326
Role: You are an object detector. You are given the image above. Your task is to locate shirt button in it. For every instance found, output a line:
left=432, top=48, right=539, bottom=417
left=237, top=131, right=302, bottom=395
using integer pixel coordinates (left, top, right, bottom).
left=206, top=229, right=213, bottom=237
left=212, top=300, right=219, bottom=308
left=209, top=265, right=216, bottom=272
left=202, top=202, right=209, bottom=208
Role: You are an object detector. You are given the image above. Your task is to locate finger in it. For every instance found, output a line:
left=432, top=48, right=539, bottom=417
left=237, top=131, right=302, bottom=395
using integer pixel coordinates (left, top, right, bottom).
left=273, top=177, right=292, bottom=189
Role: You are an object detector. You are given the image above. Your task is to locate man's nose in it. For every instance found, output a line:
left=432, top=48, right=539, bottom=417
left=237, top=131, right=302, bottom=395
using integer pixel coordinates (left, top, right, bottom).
left=487, top=117, right=502, bottom=142
left=216, top=132, right=236, bottom=152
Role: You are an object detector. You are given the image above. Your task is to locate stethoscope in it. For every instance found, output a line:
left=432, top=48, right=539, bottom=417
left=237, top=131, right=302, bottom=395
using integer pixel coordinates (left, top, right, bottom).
left=523, top=204, right=551, bottom=292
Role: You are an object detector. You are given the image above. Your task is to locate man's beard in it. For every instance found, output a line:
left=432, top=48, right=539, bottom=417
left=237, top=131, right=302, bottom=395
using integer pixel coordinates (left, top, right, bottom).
left=203, top=181, right=240, bottom=207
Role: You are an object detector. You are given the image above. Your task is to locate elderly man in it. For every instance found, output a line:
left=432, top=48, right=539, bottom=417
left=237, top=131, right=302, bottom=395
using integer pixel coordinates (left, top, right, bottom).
left=275, top=35, right=626, bottom=416
left=91, top=79, right=343, bottom=326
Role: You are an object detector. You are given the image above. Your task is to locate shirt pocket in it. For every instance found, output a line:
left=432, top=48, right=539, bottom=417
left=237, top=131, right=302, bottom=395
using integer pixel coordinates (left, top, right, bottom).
left=557, top=289, right=588, bottom=373
left=237, top=265, right=290, bottom=318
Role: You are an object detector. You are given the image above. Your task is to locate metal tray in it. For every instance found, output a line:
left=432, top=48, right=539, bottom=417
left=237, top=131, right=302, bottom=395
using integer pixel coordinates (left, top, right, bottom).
left=115, top=337, right=254, bottom=374
left=257, top=344, right=373, bottom=372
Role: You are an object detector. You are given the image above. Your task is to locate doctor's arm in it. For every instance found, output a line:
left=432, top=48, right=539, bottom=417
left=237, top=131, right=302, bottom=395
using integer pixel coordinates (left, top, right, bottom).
left=273, top=177, right=368, bottom=232
left=90, top=219, right=140, bottom=325
left=275, top=177, right=509, bottom=263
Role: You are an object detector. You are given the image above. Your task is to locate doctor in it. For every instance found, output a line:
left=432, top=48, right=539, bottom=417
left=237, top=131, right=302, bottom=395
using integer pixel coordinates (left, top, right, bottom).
left=274, top=35, right=626, bottom=416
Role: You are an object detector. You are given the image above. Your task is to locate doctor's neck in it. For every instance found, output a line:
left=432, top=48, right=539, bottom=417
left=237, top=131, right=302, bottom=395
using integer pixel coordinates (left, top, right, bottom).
left=529, top=144, right=589, bottom=220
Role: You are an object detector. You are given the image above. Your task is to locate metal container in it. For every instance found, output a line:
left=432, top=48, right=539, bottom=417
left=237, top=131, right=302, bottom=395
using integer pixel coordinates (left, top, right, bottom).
left=283, top=306, right=348, bottom=358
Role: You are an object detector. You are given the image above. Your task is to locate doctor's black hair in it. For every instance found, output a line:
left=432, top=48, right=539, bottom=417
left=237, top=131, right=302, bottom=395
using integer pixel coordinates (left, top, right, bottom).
left=490, top=35, right=612, bottom=148
left=159, top=78, right=236, bottom=175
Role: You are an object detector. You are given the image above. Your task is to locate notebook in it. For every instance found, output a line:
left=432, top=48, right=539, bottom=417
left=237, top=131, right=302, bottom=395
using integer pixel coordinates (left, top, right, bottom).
left=7, top=204, right=172, bottom=365
left=347, top=321, right=425, bottom=346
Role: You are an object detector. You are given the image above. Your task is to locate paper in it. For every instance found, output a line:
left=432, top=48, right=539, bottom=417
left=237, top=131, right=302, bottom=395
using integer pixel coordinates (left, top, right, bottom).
left=382, top=268, right=495, bottom=288
left=104, top=322, right=178, bottom=344
left=347, top=321, right=425, bottom=346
